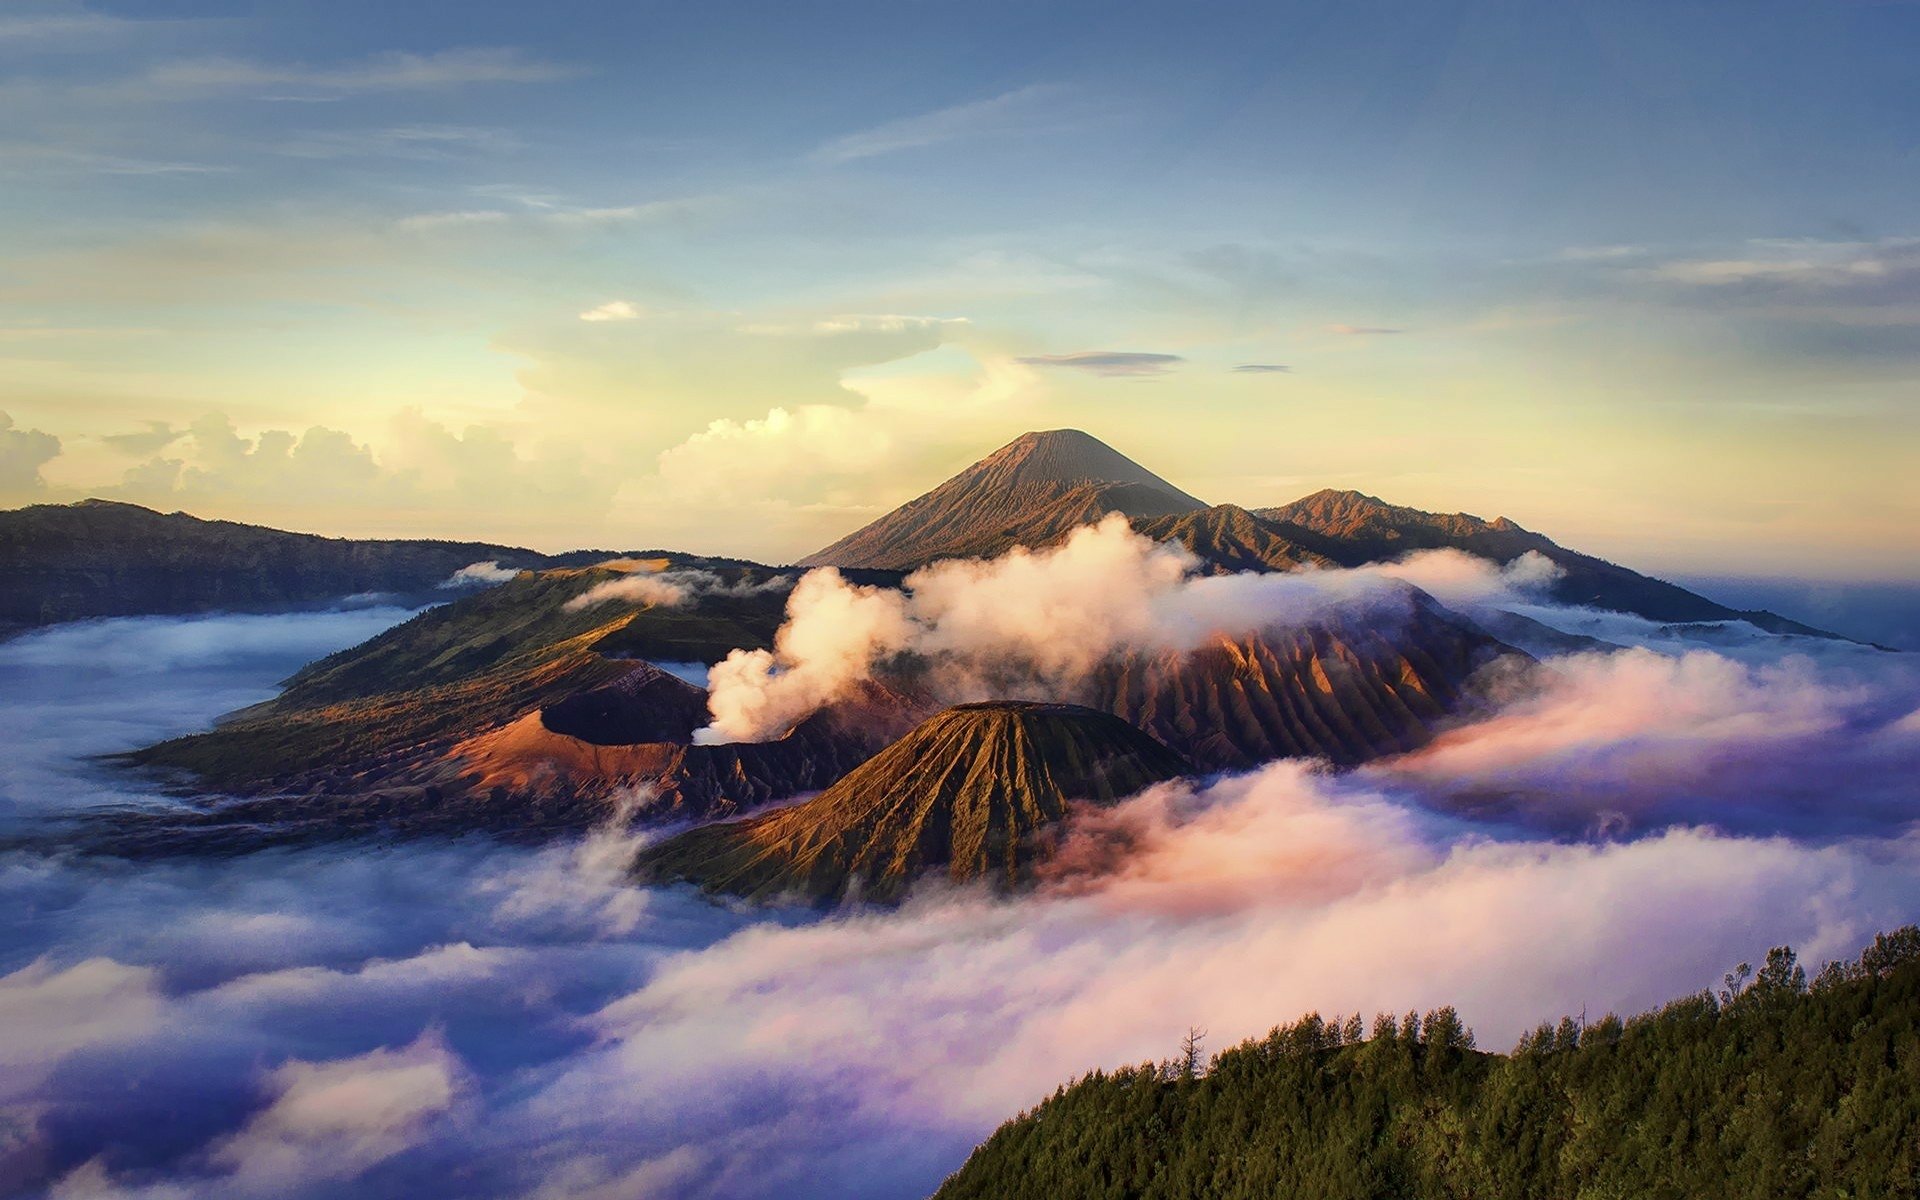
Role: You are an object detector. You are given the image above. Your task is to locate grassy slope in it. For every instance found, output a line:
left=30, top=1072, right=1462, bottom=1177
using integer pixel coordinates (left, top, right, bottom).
left=131, top=567, right=786, bottom=788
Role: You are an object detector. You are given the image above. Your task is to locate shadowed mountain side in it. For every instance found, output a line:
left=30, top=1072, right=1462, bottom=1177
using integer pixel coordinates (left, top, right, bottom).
left=801, top=430, right=1206, bottom=570
left=128, top=566, right=794, bottom=788
left=635, top=702, right=1193, bottom=904
left=1081, top=594, right=1521, bottom=771
left=76, top=696, right=890, bottom=857
left=0, top=498, right=627, bottom=636
left=1260, top=489, right=1840, bottom=636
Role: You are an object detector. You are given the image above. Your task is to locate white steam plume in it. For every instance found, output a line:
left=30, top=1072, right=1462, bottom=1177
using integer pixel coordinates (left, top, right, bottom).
left=695, top=516, right=1557, bottom=743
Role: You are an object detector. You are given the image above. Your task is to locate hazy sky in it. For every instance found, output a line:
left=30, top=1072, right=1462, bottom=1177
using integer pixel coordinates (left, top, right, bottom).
left=1, top=0, right=1916, bottom=576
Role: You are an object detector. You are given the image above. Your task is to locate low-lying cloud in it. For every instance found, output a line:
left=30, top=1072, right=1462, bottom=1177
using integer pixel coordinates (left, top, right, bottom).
left=565, top=567, right=791, bottom=613
left=440, top=561, right=522, bottom=588
left=4, top=589, right=1918, bottom=1198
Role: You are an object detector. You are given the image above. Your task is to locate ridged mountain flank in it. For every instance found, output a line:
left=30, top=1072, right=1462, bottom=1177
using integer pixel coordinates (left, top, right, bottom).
left=800, top=430, right=1206, bottom=570
left=1258, top=489, right=1837, bottom=633
left=634, top=701, right=1192, bottom=904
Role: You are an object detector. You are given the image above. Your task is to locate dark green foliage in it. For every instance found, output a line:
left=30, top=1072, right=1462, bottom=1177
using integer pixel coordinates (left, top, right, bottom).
left=935, top=930, right=1920, bottom=1199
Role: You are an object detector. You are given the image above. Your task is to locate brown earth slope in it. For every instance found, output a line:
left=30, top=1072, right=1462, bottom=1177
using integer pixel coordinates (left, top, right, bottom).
left=800, top=429, right=1206, bottom=570
left=635, top=701, right=1192, bottom=904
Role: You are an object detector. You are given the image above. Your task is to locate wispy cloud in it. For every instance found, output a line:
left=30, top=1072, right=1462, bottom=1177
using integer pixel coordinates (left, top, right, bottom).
left=0, top=11, right=137, bottom=41
left=812, top=83, right=1068, bottom=164
left=1015, top=351, right=1184, bottom=377
left=1638, top=237, right=1920, bottom=290
left=275, top=125, right=522, bottom=160
left=579, top=300, right=644, bottom=322
left=1557, top=244, right=1649, bottom=262
left=1232, top=363, right=1291, bottom=373
left=1325, top=324, right=1405, bottom=336
left=144, top=47, right=574, bottom=96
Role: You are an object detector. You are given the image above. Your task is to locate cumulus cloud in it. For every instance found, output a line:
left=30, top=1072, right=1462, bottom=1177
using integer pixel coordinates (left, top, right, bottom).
left=1014, top=350, right=1184, bottom=376
left=100, top=410, right=617, bottom=541
left=654, top=406, right=896, bottom=504
left=0, top=410, right=61, bottom=494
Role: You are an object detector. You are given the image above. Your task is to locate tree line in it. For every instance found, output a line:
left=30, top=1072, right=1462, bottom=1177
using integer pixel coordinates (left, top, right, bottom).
left=935, top=928, right=1920, bottom=1199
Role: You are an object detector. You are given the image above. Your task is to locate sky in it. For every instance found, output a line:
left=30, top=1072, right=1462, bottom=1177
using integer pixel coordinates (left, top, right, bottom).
left=0, top=0, right=1916, bottom=577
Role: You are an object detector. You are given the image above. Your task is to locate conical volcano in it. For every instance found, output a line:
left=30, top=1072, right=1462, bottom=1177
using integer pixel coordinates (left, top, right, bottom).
left=800, top=429, right=1206, bottom=570
left=634, top=701, right=1191, bottom=903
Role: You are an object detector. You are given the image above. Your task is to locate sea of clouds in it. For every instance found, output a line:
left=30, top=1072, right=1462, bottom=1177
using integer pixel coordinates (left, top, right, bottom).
left=3, top=557, right=1918, bottom=1199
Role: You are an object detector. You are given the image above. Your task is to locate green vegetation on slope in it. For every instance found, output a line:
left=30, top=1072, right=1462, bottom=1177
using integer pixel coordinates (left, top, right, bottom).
left=936, top=930, right=1920, bottom=1200
left=131, top=565, right=787, bottom=787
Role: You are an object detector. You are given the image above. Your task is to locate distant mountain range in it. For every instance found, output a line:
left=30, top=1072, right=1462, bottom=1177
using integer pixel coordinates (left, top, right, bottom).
left=802, top=429, right=1838, bottom=637
left=0, top=499, right=558, bottom=638
left=30, top=427, right=1868, bottom=883
left=1, top=430, right=1840, bottom=640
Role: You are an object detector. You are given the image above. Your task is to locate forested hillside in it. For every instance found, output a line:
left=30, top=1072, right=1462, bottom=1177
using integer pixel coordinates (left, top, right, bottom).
left=936, top=930, right=1920, bottom=1200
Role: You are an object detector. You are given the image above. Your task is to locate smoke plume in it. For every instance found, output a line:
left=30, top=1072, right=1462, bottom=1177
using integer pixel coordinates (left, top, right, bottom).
left=696, top=516, right=1561, bottom=742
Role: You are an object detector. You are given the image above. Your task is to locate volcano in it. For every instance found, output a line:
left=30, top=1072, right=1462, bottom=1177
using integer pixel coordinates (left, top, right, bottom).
left=799, top=429, right=1206, bottom=570
left=634, top=701, right=1191, bottom=904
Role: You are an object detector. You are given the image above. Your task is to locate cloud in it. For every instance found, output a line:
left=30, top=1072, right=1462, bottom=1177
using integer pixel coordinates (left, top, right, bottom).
left=565, top=572, right=701, bottom=612
left=0, top=411, right=60, bottom=494
left=144, top=48, right=574, bottom=95
left=101, top=410, right=618, bottom=542
left=811, top=83, right=1068, bottom=163
left=275, top=125, right=522, bottom=161
left=440, top=562, right=522, bottom=589
left=654, top=405, right=896, bottom=503
left=0, top=11, right=138, bottom=41
left=1556, top=244, right=1649, bottom=262
left=1231, top=363, right=1291, bottom=373
left=696, top=518, right=1544, bottom=742
left=1640, top=237, right=1920, bottom=291
left=207, top=1034, right=468, bottom=1192
left=1374, top=646, right=1920, bottom=835
left=0, top=957, right=164, bottom=1101
left=6, top=607, right=1920, bottom=1198
left=1324, top=324, right=1404, bottom=335
left=578, top=300, right=643, bottom=322
left=1014, top=351, right=1184, bottom=377
left=100, top=420, right=186, bottom=456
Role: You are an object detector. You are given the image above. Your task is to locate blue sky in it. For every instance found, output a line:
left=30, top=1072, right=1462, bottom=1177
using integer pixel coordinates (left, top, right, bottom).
left=1, top=0, right=1915, bottom=574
